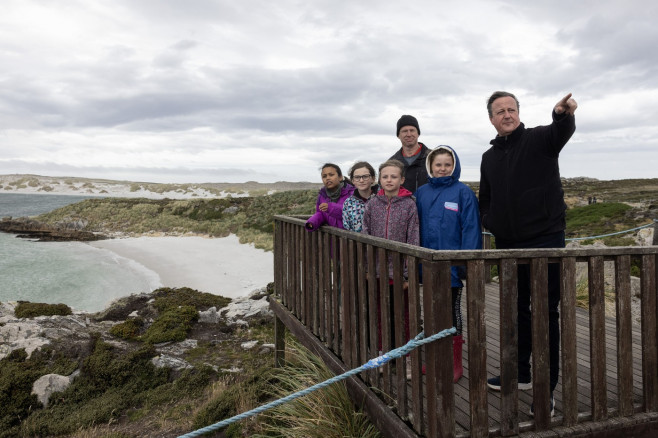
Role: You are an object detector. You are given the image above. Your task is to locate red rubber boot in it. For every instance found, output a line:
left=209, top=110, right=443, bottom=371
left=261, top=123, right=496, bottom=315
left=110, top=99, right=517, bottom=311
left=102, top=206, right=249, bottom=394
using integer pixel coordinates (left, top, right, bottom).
left=453, top=335, right=464, bottom=383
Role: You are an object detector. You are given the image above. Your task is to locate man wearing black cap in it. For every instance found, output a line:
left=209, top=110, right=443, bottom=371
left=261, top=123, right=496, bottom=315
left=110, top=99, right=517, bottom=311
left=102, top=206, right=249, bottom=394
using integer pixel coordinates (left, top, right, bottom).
left=389, top=115, right=430, bottom=194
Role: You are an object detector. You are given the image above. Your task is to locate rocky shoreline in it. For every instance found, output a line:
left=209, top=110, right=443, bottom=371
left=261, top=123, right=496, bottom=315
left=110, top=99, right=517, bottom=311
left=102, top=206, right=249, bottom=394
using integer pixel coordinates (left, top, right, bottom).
left=0, top=217, right=107, bottom=241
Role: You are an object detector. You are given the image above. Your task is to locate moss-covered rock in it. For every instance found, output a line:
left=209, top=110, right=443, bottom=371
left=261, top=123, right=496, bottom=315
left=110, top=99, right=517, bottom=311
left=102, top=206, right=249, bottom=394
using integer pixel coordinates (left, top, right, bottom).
left=14, top=302, right=72, bottom=318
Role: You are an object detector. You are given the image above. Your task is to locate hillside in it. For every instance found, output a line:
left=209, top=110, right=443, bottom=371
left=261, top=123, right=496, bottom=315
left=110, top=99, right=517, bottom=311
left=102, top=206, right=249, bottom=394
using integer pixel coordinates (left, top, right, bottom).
left=2, top=174, right=657, bottom=248
left=0, top=174, right=322, bottom=199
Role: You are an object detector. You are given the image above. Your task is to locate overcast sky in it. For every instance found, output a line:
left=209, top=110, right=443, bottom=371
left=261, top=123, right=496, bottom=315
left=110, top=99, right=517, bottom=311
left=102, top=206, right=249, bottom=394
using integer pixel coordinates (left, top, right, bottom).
left=1, top=1, right=657, bottom=184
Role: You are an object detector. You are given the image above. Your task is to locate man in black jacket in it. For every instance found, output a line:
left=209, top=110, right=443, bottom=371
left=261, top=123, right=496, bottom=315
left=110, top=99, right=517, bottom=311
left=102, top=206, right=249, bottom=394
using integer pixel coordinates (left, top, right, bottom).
left=389, top=115, right=430, bottom=194
left=479, top=91, right=577, bottom=414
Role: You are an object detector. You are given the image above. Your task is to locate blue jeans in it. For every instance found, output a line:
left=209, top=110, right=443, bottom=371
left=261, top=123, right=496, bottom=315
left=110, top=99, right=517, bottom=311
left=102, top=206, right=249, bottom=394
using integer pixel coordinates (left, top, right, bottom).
left=496, top=231, right=564, bottom=392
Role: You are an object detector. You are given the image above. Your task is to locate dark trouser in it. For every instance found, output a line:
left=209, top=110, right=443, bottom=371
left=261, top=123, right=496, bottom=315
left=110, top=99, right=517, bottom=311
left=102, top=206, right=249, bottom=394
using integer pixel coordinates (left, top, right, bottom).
left=496, top=230, right=564, bottom=392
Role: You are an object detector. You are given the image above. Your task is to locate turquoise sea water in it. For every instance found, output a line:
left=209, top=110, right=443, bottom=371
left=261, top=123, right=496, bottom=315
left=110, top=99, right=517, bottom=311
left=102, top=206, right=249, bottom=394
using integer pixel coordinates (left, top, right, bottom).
left=0, top=193, right=161, bottom=312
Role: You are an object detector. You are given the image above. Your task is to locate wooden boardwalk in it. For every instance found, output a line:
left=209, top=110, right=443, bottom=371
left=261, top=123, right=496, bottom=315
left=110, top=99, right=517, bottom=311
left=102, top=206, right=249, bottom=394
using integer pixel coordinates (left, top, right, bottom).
left=444, top=282, right=645, bottom=435
left=272, top=217, right=658, bottom=437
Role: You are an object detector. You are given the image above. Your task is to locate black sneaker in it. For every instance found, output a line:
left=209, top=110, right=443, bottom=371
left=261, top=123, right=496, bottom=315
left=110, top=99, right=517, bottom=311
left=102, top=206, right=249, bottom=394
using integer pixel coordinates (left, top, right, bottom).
left=530, top=394, right=555, bottom=417
left=486, top=375, right=532, bottom=391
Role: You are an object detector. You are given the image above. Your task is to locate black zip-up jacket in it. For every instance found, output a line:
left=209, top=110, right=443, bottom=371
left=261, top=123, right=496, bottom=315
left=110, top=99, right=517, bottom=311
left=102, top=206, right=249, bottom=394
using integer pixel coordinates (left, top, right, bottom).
left=389, top=142, right=430, bottom=194
left=478, top=111, right=576, bottom=242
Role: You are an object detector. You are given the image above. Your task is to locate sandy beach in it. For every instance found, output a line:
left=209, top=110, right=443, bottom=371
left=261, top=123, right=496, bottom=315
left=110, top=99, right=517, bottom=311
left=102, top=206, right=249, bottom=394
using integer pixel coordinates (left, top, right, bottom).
left=89, top=235, right=273, bottom=299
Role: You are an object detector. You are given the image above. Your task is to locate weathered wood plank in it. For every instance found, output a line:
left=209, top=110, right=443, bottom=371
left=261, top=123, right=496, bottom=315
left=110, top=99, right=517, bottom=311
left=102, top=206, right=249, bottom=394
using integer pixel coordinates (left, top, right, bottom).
left=466, top=259, right=488, bottom=437
left=367, top=244, right=379, bottom=386
left=379, top=247, right=393, bottom=396
left=589, top=256, right=608, bottom=421
left=392, top=253, right=408, bottom=418
left=321, top=232, right=330, bottom=344
left=561, top=256, right=579, bottom=425
left=341, top=237, right=352, bottom=367
left=356, top=241, right=369, bottom=379
left=310, top=230, right=319, bottom=335
left=331, top=234, right=340, bottom=354
left=424, top=260, right=455, bottom=438
left=302, top=227, right=311, bottom=327
left=407, top=257, right=424, bottom=434
left=615, top=254, right=634, bottom=417
left=291, top=224, right=299, bottom=316
left=531, top=257, right=551, bottom=428
left=499, top=258, right=519, bottom=436
left=641, top=254, right=658, bottom=411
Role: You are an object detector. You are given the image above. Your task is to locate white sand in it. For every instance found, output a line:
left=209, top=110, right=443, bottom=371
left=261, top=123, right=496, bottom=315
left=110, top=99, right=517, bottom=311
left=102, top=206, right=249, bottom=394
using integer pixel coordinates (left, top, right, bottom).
left=89, top=235, right=273, bottom=299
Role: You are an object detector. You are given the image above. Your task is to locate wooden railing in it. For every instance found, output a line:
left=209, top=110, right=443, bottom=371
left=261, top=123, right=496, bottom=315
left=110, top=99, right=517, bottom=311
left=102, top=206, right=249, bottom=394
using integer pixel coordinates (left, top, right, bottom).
left=271, top=215, right=658, bottom=438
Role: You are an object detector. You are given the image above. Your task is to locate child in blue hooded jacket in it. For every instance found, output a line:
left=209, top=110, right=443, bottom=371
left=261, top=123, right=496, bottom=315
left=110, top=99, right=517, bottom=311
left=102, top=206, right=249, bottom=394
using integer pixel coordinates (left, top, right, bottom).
left=415, top=145, right=482, bottom=382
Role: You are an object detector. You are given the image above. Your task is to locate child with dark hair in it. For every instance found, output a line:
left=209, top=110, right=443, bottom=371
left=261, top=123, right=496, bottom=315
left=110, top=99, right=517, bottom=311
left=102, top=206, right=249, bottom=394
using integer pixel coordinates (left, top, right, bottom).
left=342, top=161, right=378, bottom=232
left=305, top=163, right=354, bottom=231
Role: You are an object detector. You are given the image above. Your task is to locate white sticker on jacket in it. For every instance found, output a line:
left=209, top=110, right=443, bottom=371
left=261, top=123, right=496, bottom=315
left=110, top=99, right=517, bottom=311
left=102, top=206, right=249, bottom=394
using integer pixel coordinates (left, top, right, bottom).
left=444, top=202, right=459, bottom=212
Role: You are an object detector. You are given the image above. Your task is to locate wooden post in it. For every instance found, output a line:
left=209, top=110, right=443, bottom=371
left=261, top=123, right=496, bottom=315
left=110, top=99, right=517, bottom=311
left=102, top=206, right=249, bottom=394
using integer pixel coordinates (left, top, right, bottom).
left=653, top=221, right=658, bottom=246
left=274, top=313, right=286, bottom=367
left=482, top=229, right=492, bottom=283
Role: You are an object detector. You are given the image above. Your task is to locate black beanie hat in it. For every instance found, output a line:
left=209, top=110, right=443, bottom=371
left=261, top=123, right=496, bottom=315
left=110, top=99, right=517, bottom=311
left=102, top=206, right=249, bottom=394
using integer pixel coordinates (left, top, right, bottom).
left=396, top=115, right=420, bottom=136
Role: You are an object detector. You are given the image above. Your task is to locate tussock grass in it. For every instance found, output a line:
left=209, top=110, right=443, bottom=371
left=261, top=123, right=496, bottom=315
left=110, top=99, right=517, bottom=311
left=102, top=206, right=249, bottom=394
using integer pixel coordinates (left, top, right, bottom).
left=190, top=338, right=380, bottom=438
left=251, top=339, right=381, bottom=438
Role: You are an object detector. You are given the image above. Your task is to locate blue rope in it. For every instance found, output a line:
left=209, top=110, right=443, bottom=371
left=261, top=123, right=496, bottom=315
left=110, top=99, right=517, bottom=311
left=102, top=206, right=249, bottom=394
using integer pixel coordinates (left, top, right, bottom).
left=566, top=221, right=656, bottom=241
left=178, top=327, right=457, bottom=438
left=482, top=219, right=657, bottom=242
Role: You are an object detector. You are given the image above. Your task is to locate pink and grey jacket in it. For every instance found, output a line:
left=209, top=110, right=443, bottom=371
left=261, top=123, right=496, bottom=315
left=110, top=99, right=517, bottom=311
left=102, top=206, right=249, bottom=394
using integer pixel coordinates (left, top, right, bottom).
left=361, top=187, right=420, bottom=278
left=305, top=182, right=355, bottom=231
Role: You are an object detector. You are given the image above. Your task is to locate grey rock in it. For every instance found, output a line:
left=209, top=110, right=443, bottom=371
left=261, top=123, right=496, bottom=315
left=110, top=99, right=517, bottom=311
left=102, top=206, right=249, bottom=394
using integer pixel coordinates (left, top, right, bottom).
left=199, top=306, right=221, bottom=323
left=151, top=354, right=193, bottom=370
left=32, top=371, right=79, bottom=408
left=241, top=340, right=259, bottom=350
left=219, top=287, right=272, bottom=326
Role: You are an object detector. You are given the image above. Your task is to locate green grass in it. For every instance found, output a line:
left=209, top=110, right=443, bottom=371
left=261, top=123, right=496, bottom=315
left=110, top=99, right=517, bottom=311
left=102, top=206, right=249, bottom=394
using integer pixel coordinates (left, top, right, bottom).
left=566, top=202, right=632, bottom=234
left=565, top=202, right=655, bottom=245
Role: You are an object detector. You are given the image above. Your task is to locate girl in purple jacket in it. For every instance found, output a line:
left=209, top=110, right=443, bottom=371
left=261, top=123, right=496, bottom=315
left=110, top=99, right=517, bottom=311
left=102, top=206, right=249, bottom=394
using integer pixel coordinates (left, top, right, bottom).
left=305, top=163, right=355, bottom=231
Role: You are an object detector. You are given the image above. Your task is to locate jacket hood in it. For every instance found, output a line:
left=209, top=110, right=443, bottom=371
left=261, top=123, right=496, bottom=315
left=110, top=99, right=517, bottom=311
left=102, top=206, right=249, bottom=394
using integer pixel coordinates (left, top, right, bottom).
left=376, top=186, right=414, bottom=198
left=425, top=145, right=461, bottom=185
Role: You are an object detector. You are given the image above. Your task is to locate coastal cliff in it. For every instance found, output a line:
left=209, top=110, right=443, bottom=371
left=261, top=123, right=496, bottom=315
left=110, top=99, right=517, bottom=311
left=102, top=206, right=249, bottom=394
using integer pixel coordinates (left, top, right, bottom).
left=0, top=286, right=275, bottom=437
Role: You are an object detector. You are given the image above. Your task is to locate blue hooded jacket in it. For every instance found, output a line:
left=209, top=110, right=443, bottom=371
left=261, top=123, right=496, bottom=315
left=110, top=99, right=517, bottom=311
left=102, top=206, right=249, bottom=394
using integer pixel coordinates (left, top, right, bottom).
left=415, top=145, right=482, bottom=287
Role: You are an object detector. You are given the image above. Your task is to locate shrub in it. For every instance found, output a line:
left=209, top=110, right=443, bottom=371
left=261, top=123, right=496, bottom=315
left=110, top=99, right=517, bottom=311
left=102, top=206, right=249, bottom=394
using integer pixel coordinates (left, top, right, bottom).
left=18, top=338, right=170, bottom=436
left=15, top=302, right=72, bottom=318
left=141, top=306, right=199, bottom=344
left=109, top=317, right=145, bottom=340
left=151, top=287, right=231, bottom=313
